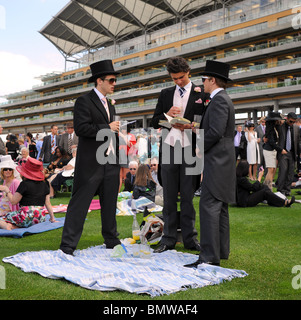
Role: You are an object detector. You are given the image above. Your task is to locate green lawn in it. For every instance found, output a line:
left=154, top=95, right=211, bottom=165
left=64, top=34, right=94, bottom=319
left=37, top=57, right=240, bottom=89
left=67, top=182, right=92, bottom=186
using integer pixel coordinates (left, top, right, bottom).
left=1, top=191, right=301, bottom=300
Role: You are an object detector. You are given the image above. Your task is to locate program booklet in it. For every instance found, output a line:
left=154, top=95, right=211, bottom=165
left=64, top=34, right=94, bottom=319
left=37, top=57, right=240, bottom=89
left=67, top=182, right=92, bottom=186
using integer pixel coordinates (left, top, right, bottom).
left=159, top=113, right=191, bottom=128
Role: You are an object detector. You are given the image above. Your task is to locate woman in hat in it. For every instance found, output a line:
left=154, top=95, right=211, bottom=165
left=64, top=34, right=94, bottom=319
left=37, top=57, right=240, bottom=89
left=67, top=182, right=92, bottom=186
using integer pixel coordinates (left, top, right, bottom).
left=0, top=155, right=21, bottom=216
left=245, top=122, right=260, bottom=180
left=0, top=157, right=57, bottom=230
left=262, top=112, right=283, bottom=190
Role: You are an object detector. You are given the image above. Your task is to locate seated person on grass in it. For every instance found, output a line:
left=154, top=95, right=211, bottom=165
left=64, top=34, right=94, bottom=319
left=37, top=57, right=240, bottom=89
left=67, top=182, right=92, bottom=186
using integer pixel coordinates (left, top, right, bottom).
left=236, top=160, right=295, bottom=208
left=49, top=147, right=77, bottom=198
left=0, top=157, right=57, bottom=230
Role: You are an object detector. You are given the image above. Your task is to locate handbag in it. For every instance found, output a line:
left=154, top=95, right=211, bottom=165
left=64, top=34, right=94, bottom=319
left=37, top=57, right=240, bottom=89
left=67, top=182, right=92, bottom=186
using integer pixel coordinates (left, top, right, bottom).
left=239, top=134, right=247, bottom=149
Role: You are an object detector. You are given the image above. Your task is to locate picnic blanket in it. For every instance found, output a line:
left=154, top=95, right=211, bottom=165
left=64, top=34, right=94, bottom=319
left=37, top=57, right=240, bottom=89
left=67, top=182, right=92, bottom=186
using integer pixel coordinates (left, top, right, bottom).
left=117, top=196, right=163, bottom=216
left=43, top=194, right=162, bottom=216
left=44, top=200, right=100, bottom=214
left=0, top=216, right=65, bottom=238
left=2, top=245, right=247, bottom=296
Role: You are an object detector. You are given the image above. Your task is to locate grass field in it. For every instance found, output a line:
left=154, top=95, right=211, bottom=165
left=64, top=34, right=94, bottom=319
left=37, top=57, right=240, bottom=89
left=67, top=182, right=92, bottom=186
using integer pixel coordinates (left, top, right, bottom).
left=0, top=190, right=301, bottom=301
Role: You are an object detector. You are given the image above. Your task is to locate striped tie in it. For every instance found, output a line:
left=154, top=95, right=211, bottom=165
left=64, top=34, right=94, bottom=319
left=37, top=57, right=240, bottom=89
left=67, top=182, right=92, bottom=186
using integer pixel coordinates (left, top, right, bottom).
left=179, top=87, right=185, bottom=98
left=51, top=135, right=55, bottom=154
left=286, top=126, right=291, bottom=152
left=102, top=97, right=110, bottom=119
left=102, top=97, right=114, bottom=155
left=68, top=134, right=72, bottom=154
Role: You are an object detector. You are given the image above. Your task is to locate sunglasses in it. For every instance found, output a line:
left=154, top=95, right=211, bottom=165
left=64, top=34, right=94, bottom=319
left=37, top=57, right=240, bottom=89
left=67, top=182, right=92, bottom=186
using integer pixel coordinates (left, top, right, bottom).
left=202, top=76, right=211, bottom=82
left=3, top=168, right=13, bottom=172
left=150, top=164, right=157, bottom=167
left=129, top=168, right=137, bottom=171
left=288, top=120, right=296, bottom=124
left=103, top=78, right=117, bottom=84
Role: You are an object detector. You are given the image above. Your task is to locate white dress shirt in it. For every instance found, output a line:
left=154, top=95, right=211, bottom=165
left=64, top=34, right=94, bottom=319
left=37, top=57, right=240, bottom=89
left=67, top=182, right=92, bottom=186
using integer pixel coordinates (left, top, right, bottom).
left=164, top=81, right=192, bottom=148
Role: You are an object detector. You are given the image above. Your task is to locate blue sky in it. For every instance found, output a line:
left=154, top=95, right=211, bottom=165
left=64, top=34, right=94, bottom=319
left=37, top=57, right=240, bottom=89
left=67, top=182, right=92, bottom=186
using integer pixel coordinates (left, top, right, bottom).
left=0, top=0, right=70, bottom=101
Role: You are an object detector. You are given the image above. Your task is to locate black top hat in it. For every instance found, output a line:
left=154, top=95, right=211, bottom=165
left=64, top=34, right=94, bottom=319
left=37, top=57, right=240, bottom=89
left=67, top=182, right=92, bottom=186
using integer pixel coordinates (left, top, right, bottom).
left=88, top=60, right=120, bottom=82
left=265, top=111, right=282, bottom=121
left=287, top=112, right=297, bottom=119
left=200, top=60, right=232, bottom=82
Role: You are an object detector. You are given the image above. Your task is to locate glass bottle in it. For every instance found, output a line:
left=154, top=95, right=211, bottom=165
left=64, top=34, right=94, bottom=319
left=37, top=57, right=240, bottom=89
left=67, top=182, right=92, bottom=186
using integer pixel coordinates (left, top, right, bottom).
left=132, top=214, right=140, bottom=241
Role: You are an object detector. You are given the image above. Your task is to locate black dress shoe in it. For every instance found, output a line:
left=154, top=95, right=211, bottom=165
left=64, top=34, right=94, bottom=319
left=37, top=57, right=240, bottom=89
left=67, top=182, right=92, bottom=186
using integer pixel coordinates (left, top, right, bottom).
left=153, top=244, right=174, bottom=253
left=186, top=243, right=201, bottom=251
left=60, top=247, right=74, bottom=256
left=184, top=259, right=220, bottom=268
left=105, top=240, right=121, bottom=249
left=286, top=195, right=295, bottom=207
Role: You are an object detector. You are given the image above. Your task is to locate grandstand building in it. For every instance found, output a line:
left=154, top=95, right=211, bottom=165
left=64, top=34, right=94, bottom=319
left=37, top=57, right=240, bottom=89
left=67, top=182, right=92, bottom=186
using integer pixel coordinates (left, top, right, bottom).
left=1, top=0, right=301, bottom=134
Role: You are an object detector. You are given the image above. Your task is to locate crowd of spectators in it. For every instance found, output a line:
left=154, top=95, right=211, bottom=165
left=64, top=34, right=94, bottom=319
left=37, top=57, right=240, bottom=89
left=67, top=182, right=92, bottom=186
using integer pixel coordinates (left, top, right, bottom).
left=234, top=111, right=300, bottom=207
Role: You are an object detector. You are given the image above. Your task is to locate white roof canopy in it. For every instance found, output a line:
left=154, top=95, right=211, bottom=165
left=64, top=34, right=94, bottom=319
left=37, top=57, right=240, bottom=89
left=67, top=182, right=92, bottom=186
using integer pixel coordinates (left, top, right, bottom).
left=40, top=0, right=241, bottom=56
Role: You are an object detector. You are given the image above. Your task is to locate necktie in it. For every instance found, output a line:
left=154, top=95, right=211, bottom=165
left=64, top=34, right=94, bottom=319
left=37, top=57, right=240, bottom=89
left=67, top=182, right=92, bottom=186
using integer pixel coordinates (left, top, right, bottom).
left=102, top=97, right=114, bottom=155
left=286, top=126, right=291, bottom=152
left=179, top=87, right=185, bottom=98
left=68, top=134, right=72, bottom=154
left=102, top=97, right=110, bottom=119
left=51, top=135, right=55, bottom=154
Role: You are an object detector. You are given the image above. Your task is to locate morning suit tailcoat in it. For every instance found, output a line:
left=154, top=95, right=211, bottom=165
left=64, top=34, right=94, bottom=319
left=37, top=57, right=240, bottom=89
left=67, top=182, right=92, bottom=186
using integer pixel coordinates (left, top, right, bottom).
left=201, top=90, right=236, bottom=203
left=60, top=89, right=120, bottom=253
left=199, top=89, right=236, bottom=264
left=151, top=83, right=209, bottom=249
left=276, top=122, right=299, bottom=194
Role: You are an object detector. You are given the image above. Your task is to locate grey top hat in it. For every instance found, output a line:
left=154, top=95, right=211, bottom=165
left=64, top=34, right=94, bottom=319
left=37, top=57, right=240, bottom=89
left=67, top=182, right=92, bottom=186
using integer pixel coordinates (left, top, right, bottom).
left=88, top=60, right=120, bottom=83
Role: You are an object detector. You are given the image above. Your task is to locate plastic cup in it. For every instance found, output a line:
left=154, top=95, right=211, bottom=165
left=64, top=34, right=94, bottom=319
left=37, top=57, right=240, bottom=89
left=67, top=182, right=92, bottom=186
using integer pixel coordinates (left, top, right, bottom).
left=132, top=244, right=140, bottom=258
left=139, top=244, right=151, bottom=259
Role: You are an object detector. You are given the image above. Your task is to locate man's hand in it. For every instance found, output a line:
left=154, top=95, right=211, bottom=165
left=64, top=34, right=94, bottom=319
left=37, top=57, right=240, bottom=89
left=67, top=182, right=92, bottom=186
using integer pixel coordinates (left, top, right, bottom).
left=109, top=121, right=119, bottom=132
left=172, top=123, right=191, bottom=132
left=167, top=106, right=182, bottom=118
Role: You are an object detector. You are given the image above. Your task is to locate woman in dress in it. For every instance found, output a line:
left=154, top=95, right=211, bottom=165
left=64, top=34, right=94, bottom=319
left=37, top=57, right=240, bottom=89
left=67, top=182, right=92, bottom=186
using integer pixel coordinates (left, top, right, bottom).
left=25, top=132, right=37, bottom=159
left=0, top=157, right=57, bottom=230
left=5, top=134, right=19, bottom=161
left=46, top=146, right=70, bottom=177
left=0, top=155, right=21, bottom=216
left=245, top=122, right=260, bottom=180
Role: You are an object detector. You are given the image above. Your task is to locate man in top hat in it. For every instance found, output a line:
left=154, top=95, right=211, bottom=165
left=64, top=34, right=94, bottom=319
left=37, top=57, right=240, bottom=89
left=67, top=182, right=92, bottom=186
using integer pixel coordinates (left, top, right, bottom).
left=277, top=112, right=299, bottom=196
left=184, top=60, right=236, bottom=267
left=60, top=60, right=121, bottom=255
